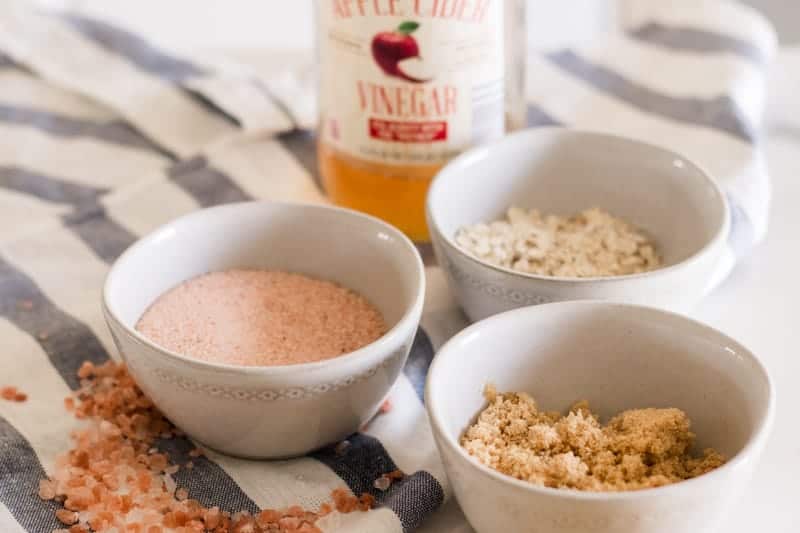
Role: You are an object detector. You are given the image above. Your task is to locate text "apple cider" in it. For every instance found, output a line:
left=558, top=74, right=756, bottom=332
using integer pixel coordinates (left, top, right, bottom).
left=333, top=0, right=492, bottom=24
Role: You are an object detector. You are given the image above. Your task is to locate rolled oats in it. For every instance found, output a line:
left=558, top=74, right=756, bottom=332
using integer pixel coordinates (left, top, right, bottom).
left=455, top=207, right=662, bottom=278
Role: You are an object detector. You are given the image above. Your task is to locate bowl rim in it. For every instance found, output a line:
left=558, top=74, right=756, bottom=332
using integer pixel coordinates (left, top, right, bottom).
left=102, top=200, right=426, bottom=376
left=426, top=127, right=731, bottom=284
left=424, top=300, right=776, bottom=501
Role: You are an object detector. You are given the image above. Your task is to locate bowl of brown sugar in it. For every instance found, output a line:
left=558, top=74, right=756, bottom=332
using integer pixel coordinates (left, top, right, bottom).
left=425, top=301, right=774, bottom=533
left=103, top=201, right=425, bottom=459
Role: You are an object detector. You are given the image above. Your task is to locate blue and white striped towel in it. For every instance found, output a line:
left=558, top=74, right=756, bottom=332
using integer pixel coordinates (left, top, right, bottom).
left=0, top=0, right=776, bottom=531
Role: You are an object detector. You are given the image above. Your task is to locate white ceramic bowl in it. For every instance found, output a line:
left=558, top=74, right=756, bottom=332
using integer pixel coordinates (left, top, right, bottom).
left=103, top=201, right=425, bottom=459
left=427, top=128, right=731, bottom=321
left=426, top=301, right=774, bottom=533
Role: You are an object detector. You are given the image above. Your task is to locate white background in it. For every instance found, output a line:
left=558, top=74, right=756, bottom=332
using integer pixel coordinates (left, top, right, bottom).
left=28, top=0, right=800, bottom=51
left=33, top=0, right=621, bottom=51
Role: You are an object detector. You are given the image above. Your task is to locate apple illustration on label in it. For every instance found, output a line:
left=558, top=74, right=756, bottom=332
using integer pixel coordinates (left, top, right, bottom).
left=371, top=21, right=432, bottom=83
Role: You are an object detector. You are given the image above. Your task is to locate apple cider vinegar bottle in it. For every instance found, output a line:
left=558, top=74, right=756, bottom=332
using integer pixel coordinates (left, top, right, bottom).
left=317, top=0, right=526, bottom=241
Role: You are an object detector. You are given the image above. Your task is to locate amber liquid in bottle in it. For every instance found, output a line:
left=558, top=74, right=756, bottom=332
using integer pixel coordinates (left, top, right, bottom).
left=319, top=144, right=437, bottom=241
left=317, top=1, right=526, bottom=242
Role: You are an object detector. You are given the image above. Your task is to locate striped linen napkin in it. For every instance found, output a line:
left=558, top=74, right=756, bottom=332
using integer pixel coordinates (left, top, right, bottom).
left=0, top=0, right=776, bottom=531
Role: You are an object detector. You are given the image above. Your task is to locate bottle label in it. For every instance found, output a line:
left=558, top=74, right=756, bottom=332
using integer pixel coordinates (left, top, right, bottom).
left=318, top=0, right=505, bottom=167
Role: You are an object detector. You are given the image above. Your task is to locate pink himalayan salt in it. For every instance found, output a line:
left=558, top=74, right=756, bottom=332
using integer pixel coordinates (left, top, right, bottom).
left=43, top=360, right=374, bottom=532
left=136, top=269, right=387, bottom=367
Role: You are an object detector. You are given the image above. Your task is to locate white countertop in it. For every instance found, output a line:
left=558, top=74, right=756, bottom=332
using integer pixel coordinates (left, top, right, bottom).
left=681, top=51, right=799, bottom=532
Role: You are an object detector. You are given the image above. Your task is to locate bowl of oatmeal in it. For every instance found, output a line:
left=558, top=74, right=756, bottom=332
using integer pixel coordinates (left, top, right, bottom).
left=426, top=128, right=730, bottom=321
left=103, top=201, right=425, bottom=459
left=425, top=301, right=774, bottom=533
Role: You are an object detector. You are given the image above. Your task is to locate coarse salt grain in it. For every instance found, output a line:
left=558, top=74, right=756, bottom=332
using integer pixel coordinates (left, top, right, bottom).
left=385, top=470, right=405, bottom=481
left=334, top=440, right=351, bottom=456
left=38, top=479, right=56, bottom=500
left=373, top=470, right=405, bottom=492
left=135, top=269, right=387, bottom=367
left=373, top=476, right=391, bottom=492
left=456, top=207, right=662, bottom=278
left=1, top=386, right=27, bottom=402
left=379, top=399, right=393, bottom=414
left=55, top=509, right=77, bottom=525
left=41, top=360, right=376, bottom=532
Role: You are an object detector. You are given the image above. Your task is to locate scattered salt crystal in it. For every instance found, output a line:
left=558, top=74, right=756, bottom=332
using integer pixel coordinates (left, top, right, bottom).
left=278, top=516, right=302, bottom=529
left=204, top=506, right=221, bottom=528
left=334, top=440, right=351, bottom=456
left=359, top=493, right=376, bottom=512
left=369, top=470, right=403, bottom=493
left=38, top=479, right=56, bottom=500
left=163, top=473, right=177, bottom=494
left=76, top=361, right=94, bottom=379
left=373, top=476, right=391, bottom=491
left=232, top=510, right=249, bottom=521
left=1, top=386, right=27, bottom=402
left=43, top=360, right=375, bottom=531
left=256, top=509, right=281, bottom=526
left=386, top=469, right=405, bottom=480
left=188, top=447, right=203, bottom=458
left=55, top=509, right=77, bottom=525
left=379, top=399, right=392, bottom=414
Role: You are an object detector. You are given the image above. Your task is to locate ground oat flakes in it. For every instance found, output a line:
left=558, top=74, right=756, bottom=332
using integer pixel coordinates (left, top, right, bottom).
left=455, top=207, right=661, bottom=278
left=461, top=385, right=725, bottom=492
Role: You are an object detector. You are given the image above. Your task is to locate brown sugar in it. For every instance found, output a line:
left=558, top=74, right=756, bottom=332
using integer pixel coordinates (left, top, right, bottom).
left=460, top=385, right=726, bottom=492
left=43, top=360, right=375, bottom=532
left=136, top=269, right=387, bottom=367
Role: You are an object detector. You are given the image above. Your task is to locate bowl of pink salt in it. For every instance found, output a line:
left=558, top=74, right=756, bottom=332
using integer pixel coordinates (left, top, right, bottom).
left=102, top=201, right=425, bottom=459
